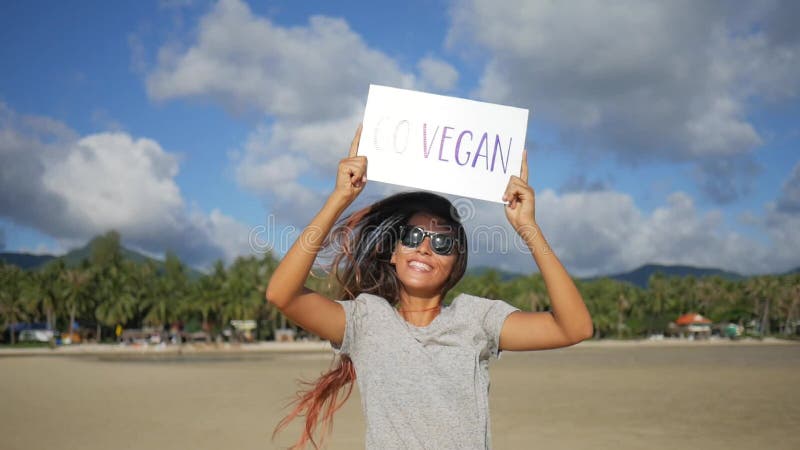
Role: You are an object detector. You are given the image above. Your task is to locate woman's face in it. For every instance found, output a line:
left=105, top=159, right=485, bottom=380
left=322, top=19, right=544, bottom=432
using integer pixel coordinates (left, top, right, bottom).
left=390, top=212, right=458, bottom=297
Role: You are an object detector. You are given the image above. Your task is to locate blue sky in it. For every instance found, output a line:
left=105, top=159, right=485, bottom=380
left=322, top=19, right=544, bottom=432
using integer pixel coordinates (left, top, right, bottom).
left=1, top=0, right=798, bottom=277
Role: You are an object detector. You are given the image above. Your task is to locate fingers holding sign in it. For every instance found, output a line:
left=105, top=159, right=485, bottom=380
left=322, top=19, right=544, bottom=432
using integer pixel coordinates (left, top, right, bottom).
left=502, top=149, right=536, bottom=232
left=333, top=124, right=368, bottom=205
left=348, top=123, right=363, bottom=158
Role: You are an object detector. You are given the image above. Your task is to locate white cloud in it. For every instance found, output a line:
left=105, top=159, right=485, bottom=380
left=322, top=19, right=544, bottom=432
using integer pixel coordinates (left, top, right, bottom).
left=190, top=207, right=253, bottom=263
left=0, top=102, right=73, bottom=233
left=453, top=187, right=784, bottom=277
left=762, top=206, right=800, bottom=271
left=417, top=56, right=459, bottom=92
left=305, top=181, right=790, bottom=277
left=233, top=116, right=364, bottom=191
left=230, top=116, right=363, bottom=224
left=446, top=0, right=799, bottom=202
left=690, top=156, right=763, bottom=205
left=145, top=0, right=466, bottom=224
left=757, top=161, right=800, bottom=271
left=775, top=161, right=800, bottom=214
left=43, top=133, right=184, bottom=235
left=136, top=0, right=800, bottom=276
left=146, top=0, right=414, bottom=120
left=0, top=103, right=250, bottom=267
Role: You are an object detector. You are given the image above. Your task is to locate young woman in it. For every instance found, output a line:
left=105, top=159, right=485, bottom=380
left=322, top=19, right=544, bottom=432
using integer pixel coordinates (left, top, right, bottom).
left=266, top=125, right=593, bottom=449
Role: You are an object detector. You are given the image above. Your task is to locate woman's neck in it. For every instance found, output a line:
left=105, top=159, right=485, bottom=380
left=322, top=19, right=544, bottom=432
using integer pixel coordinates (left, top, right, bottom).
left=396, top=292, right=442, bottom=327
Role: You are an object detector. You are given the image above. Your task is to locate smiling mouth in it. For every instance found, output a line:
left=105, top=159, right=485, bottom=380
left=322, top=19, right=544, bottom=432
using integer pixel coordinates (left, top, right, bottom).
left=408, top=260, right=433, bottom=272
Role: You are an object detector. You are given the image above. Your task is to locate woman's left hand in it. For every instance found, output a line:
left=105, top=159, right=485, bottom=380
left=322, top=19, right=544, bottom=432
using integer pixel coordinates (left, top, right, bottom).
left=502, top=149, right=536, bottom=233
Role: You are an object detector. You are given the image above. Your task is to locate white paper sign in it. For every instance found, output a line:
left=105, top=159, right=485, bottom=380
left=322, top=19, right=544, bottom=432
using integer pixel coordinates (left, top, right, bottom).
left=357, top=84, right=529, bottom=203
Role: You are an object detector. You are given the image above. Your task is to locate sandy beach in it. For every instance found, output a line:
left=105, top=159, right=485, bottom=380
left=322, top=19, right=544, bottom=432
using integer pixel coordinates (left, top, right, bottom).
left=1, top=339, right=798, bottom=450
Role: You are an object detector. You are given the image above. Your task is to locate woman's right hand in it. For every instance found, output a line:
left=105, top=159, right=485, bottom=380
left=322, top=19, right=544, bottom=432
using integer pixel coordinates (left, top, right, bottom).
left=332, top=124, right=367, bottom=204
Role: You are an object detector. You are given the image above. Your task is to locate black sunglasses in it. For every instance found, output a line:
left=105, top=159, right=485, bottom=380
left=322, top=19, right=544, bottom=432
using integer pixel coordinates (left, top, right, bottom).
left=399, top=225, right=457, bottom=256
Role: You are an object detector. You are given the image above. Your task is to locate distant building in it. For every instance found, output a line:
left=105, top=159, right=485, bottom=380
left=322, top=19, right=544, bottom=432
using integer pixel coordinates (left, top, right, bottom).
left=229, top=320, right=257, bottom=342
left=120, top=327, right=165, bottom=344
left=274, top=328, right=297, bottom=342
left=667, top=313, right=712, bottom=339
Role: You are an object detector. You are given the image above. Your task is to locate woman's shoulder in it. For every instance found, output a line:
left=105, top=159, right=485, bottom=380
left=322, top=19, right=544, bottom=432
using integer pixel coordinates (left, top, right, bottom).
left=337, top=292, right=388, bottom=303
left=338, top=292, right=394, bottom=313
left=449, top=292, right=519, bottom=318
left=334, top=293, right=394, bottom=335
left=356, top=292, right=392, bottom=304
left=449, top=293, right=520, bottom=346
left=449, top=292, right=502, bottom=311
left=449, top=292, right=501, bottom=306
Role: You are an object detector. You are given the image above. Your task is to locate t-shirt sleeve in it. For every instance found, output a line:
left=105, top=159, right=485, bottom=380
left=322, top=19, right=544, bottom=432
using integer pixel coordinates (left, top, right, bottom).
left=478, top=297, right=520, bottom=360
left=330, top=294, right=368, bottom=356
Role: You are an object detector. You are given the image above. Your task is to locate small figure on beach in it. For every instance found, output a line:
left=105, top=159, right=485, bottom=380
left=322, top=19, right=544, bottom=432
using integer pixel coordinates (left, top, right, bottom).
left=266, top=125, right=593, bottom=449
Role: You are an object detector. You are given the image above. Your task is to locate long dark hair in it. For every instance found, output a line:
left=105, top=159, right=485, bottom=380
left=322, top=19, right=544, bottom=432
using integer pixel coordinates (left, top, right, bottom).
left=273, top=191, right=469, bottom=449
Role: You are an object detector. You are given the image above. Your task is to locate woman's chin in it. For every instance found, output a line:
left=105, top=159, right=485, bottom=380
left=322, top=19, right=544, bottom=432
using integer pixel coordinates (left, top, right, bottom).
left=398, top=274, right=446, bottom=296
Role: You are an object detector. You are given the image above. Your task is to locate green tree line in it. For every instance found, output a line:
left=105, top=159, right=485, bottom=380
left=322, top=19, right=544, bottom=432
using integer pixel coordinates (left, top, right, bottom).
left=447, top=268, right=799, bottom=339
left=2, top=231, right=798, bottom=344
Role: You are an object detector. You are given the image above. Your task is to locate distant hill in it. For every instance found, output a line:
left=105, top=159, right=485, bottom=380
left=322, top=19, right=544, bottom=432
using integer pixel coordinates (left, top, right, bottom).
left=465, top=263, right=750, bottom=289
left=783, top=266, right=800, bottom=275
left=4, top=240, right=790, bottom=286
left=0, top=252, right=56, bottom=269
left=58, top=235, right=165, bottom=268
left=0, top=237, right=204, bottom=278
left=582, top=263, right=745, bottom=288
left=465, top=266, right=525, bottom=281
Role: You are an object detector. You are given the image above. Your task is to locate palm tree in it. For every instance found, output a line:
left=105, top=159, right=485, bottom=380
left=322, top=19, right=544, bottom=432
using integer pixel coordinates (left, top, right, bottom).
left=776, top=274, right=800, bottom=335
left=0, top=264, right=29, bottom=344
left=501, top=273, right=543, bottom=312
left=258, top=254, right=283, bottom=340
left=621, top=285, right=647, bottom=337
left=744, top=275, right=780, bottom=335
left=95, top=288, right=136, bottom=342
left=90, top=230, right=124, bottom=267
left=616, top=290, right=630, bottom=338
left=89, top=231, right=128, bottom=340
left=142, top=253, right=186, bottom=331
left=61, top=267, right=92, bottom=338
left=177, top=257, right=221, bottom=332
left=578, top=278, right=618, bottom=338
left=221, top=256, right=264, bottom=340
left=38, top=259, right=67, bottom=332
left=93, top=255, right=138, bottom=342
left=21, top=271, right=47, bottom=329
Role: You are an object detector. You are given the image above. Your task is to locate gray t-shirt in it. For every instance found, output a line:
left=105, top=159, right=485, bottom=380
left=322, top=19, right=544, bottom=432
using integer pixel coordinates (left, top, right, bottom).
left=333, top=292, right=520, bottom=450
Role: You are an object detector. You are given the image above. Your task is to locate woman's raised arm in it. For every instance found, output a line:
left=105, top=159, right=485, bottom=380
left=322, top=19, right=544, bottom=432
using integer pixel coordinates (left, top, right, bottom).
left=498, top=149, right=594, bottom=350
left=265, top=125, right=366, bottom=345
